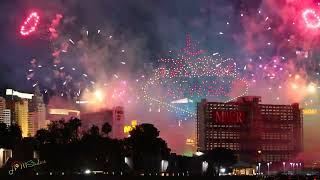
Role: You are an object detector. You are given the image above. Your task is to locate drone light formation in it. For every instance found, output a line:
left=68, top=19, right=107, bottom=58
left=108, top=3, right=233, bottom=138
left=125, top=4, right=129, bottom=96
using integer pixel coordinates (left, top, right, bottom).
left=20, top=12, right=40, bottom=36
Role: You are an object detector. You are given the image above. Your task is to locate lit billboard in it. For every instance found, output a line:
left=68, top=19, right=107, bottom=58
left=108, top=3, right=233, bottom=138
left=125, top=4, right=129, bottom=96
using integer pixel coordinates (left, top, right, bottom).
left=6, top=89, right=33, bottom=99
left=212, top=110, right=245, bottom=124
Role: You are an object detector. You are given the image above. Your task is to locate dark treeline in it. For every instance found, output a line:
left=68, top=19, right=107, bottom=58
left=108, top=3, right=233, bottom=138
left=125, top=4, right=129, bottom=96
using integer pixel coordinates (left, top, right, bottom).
left=0, top=118, right=237, bottom=176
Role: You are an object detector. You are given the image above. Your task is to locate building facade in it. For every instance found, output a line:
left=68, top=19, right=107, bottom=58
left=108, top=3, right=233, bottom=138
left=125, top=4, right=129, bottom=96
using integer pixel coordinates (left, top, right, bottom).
left=28, top=87, right=46, bottom=135
left=2, top=109, right=11, bottom=127
left=81, top=109, right=113, bottom=131
left=0, top=97, right=6, bottom=124
left=46, top=96, right=80, bottom=122
left=15, top=99, right=29, bottom=137
left=81, top=106, right=125, bottom=139
left=5, top=89, right=33, bottom=130
left=112, top=106, right=125, bottom=139
left=197, top=96, right=303, bottom=163
left=0, top=97, right=10, bottom=126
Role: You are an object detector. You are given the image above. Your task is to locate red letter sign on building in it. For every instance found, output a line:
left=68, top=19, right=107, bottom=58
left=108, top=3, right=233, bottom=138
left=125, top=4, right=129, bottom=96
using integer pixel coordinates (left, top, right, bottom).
left=212, top=111, right=245, bottom=124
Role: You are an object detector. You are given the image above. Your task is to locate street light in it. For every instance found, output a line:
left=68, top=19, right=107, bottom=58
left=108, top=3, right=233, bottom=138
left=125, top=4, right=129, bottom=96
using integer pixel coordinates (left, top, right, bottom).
left=267, top=162, right=272, bottom=175
left=299, top=163, right=302, bottom=171
left=292, top=163, right=295, bottom=173
left=282, top=162, right=286, bottom=173
left=84, top=169, right=91, bottom=175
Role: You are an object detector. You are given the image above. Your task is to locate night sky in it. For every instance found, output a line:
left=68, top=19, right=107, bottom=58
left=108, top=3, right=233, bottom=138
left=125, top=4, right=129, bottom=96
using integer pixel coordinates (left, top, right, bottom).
left=2, top=0, right=320, bottom=154
left=0, top=0, right=260, bottom=93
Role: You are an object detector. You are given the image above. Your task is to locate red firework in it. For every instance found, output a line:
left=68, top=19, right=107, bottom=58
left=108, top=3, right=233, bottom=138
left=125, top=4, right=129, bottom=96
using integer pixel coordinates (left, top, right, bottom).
left=20, top=12, right=40, bottom=36
left=302, top=9, right=320, bottom=29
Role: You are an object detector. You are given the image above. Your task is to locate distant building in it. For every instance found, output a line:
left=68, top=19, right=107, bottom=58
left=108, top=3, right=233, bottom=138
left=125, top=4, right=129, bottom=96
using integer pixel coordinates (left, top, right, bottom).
left=0, top=148, right=12, bottom=168
left=2, top=109, right=11, bottom=127
left=0, top=97, right=10, bottom=126
left=28, top=87, right=46, bottom=135
left=112, top=106, right=125, bottom=139
left=6, top=89, right=33, bottom=99
left=46, top=96, right=80, bottom=121
left=197, top=96, right=303, bottom=163
left=4, top=89, right=44, bottom=136
left=81, top=109, right=113, bottom=130
left=0, top=97, right=6, bottom=124
left=15, top=99, right=29, bottom=137
left=81, top=106, right=125, bottom=139
left=6, top=99, right=16, bottom=126
left=5, top=89, right=33, bottom=128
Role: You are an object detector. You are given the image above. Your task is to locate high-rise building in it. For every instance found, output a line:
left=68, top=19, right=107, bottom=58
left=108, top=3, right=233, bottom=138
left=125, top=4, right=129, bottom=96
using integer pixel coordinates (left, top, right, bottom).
left=2, top=109, right=11, bottom=127
left=15, top=99, right=29, bottom=137
left=197, top=96, right=303, bottom=164
left=112, top=106, right=125, bottom=139
left=5, top=89, right=33, bottom=126
left=0, top=97, right=6, bottom=124
left=28, top=87, right=46, bottom=135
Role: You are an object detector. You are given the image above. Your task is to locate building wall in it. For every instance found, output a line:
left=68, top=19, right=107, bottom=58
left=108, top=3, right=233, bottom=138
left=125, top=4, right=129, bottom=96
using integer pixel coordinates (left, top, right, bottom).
left=28, top=112, right=34, bottom=137
left=197, top=96, right=303, bottom=163
left=29, top=87, right=47, bottom=134
left=81, top=107, right=124, bottom=139
left=47, top=108, right=80, bottom=122
left=15, top=100, right=29, bottom=137
left=3, top=109, right=11, bottom=127
left=257, top=103, right=303, bottom=162
left=28, top=110, right=46, bottom=136
left=81, top=109, right=112, bottom=131
left=197, top=99, right=206, bottom=151
left=37, top=103, right=46, bottom=130
left=0, top=148, right=12, bottom=168
left=5, top=99, right=16, bottom=125
left=112, top=106, right=125, bottom=139
left=0, top=97, right=6, bottom=124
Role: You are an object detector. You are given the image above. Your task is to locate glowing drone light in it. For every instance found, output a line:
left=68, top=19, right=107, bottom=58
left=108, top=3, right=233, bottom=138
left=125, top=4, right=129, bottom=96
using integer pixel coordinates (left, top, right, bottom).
left=20, top=12, right=40, bottom=36
left=302, top=9, right=320, bottom=29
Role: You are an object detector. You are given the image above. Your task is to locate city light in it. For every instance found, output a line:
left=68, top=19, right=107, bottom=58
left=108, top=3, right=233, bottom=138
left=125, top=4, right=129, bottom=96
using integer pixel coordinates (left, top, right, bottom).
left=194, top=151, right=204, bottom=156
left=308, top=83, right=316, bottom=93
left=303, top=108, right=318, bottom=115
left=123, top=120, right=138, bottom=134
left=84, top=169, right=91, bottom=174
left=6, top=89, right=33, bottom=99
left=220, top=168, right=226, bottom=174
left=186, top=138, right=195, bottom=145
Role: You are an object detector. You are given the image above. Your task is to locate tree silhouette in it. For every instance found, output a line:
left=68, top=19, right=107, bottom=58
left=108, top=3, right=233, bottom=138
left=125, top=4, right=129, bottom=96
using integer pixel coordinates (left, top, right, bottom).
left=204, top=147, right=237, bottom=176
left=11, top=119, right=172, bottom=174
left=0, top=123, right=8, bottom=148
left=35, top=129, right=50, bottom=144
left=102, top=122, right=112, bottom=137
left=7, top=124, right=22, bottom=149
left=0, top=123, right=22, bottom=155
left=35, top=119, right=82, bottom=171
left=65, top=118, right=81, bottom=142
left=40, top=119, right=82, bottom=144
left=125, top=123, right=171, bottom=172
